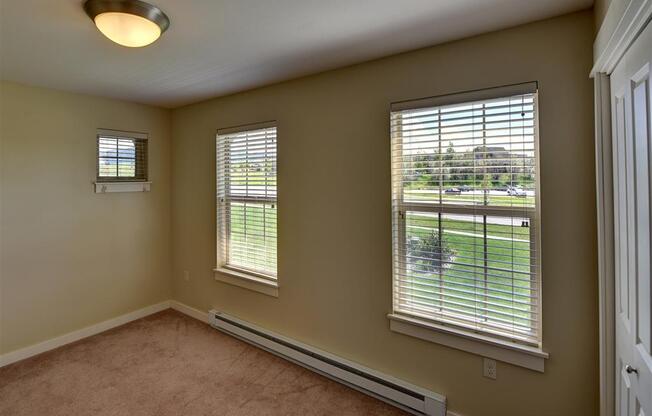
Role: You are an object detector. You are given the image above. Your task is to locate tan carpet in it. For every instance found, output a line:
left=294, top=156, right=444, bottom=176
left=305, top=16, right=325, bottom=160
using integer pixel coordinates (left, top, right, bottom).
left=0, top=309, right=407, bottom=416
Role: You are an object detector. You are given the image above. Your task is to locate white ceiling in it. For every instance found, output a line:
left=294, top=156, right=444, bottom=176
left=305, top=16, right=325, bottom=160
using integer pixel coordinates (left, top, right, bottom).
left=0, top=0, right=592, bottom=108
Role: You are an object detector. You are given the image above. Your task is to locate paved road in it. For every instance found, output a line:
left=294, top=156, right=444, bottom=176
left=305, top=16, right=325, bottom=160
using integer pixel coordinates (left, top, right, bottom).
left=412, top=211, right=527, bottom=226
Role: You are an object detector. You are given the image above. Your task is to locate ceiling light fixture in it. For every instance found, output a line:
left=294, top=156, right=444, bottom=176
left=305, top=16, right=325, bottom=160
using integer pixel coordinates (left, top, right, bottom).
left=84, top=0, right=170, bottom=48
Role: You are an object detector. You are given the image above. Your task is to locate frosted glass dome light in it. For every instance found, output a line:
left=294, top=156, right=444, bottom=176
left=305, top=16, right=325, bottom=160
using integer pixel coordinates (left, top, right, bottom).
left=84, top=0, right=169, bottom=48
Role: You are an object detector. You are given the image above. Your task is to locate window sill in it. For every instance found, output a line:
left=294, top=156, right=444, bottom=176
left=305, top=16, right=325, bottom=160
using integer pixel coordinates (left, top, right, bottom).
left=214, top=267, right=279, bottom=297
left=388, top=313, right=548, bottom=372
left=94, top=181, right=151, bottom=193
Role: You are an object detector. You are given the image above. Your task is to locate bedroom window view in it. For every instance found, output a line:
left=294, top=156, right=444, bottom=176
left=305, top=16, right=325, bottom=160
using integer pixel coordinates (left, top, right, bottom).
left=216, top=125, right=278, bottom=278
left=97, top=134, right=148, bottom=182
left=391, top=87, right=541, bottom=346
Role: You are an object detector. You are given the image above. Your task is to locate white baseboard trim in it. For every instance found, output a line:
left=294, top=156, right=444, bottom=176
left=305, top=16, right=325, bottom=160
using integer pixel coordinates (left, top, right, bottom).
left=0, top=300, right=171, bottom=368
left=170, top=300, right=208, bottom=323
left=172, top=302, right=468, bottom=414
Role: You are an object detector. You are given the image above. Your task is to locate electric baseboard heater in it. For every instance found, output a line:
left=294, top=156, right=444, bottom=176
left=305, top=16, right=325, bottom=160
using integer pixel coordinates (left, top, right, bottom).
left=209, top=310, right=446, bottom=416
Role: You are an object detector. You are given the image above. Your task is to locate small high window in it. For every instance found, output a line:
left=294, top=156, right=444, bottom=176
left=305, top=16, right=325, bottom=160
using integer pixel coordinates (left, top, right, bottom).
left=96, top=129, right=148, bottom=183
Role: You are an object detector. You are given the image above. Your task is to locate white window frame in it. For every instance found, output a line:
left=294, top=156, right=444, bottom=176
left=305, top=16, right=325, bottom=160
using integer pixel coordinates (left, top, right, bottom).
left=214, top=121, right=279, bottom=297
left=388, top=83, right=548, bottom=371
left=94, top=128, right=151, bottom=193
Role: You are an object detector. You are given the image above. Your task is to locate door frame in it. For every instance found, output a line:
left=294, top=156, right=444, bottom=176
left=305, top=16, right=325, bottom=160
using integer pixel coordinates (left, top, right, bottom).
left=591, top=2, right=652, bottom=416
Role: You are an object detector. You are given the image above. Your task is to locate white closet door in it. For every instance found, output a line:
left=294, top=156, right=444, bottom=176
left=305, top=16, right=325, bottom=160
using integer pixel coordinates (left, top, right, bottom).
left=611, top=20, right=652, bottom=416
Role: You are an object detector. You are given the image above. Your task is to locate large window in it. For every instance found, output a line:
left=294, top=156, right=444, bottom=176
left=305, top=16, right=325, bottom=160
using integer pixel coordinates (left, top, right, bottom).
left=216, top=122, right=277, bottom=281
left=390, top=83, right=541, bottom=348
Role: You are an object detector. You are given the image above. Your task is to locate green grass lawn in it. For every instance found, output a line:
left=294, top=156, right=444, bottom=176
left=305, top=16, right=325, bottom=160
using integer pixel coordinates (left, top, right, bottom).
left=403, top=212, right=535, bottom=334
left=227, top=202, right=277, bottom=276
left=404, top=189, right=535, bottom=208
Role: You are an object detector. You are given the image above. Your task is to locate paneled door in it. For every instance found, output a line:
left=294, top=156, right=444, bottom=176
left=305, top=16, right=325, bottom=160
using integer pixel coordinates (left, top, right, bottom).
left=611, top=20, right=652, bottom=416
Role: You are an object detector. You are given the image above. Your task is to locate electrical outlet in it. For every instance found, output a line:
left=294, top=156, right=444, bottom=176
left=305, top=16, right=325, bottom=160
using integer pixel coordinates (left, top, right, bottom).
left=183, top=270, right=190, bottom=281
left=483, top=358, right=497, bottom=380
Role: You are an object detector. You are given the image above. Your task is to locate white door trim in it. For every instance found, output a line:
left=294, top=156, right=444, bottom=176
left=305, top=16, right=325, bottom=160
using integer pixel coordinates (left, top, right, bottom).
left=594, top=72, right=616, bottom=416
left=592, top=4, right=652, bottom=416
left=592, top=0, right=652, bottom=76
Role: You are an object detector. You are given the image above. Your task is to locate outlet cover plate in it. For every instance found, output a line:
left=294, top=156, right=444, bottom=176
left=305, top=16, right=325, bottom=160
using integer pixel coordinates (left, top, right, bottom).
left=483, top=358, right=497, bottom=380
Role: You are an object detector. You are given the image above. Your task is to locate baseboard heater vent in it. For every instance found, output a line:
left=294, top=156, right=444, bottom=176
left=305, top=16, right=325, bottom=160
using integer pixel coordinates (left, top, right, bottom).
left=209, top=310, right=446, bottom=416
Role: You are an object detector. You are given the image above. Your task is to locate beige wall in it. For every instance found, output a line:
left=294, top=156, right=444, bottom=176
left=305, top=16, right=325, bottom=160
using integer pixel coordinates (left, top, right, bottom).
left=595, top=0, right=612, bottom=29
left=171, top=10, right=597, bottom=416
left=0, top=82, right=172, bottom=354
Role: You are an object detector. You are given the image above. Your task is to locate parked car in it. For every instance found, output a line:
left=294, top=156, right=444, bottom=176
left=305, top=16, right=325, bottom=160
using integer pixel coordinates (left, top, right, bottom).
left=444, top=188, right=461, bottom=195
left=507, top=186, right=527, bottom=197
left=458, top=185, right=471, bottom=192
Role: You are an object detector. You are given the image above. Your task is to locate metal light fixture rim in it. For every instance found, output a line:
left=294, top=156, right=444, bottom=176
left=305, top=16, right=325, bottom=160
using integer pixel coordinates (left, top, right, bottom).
left=83, top=0, right=170, bottom=33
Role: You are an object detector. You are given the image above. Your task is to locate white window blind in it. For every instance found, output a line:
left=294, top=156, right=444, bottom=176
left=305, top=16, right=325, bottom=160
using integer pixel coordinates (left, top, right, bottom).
left=97, top=130, right=148, bottom=182
left=390, top=83, right=541, bottom=347
left=216, top=122, right=277, bottom=279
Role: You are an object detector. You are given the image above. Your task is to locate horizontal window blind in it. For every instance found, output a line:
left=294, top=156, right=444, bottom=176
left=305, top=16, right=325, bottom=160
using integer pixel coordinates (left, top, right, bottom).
left=216, top=123, right=277, bottom=278
left=97, top=130, right=148, bottom=182
left=390, top=84, right=541, bottom=346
